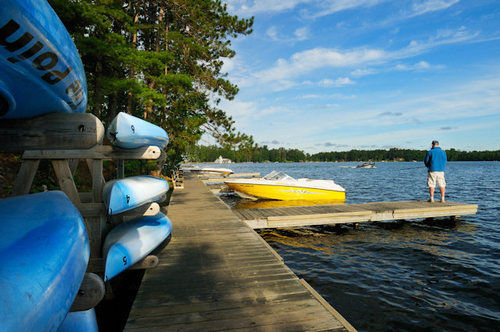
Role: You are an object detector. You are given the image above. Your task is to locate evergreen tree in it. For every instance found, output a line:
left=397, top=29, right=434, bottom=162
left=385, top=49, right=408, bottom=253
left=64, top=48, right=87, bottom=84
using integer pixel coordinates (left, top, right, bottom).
left=49, top=0, right=253, bottom=169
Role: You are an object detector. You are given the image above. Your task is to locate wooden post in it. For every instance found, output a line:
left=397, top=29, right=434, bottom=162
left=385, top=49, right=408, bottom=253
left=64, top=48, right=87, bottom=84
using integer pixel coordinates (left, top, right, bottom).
left=12, top=160, right=39, bottom=196
left=69, top=273, right=105, bottom=312
left=117, top=159, right=125, bottom=179
left=129, top=255, right=159, bottom=270
left=87, top=159, right=104, bottom=203
left=51, top=160, right=81, bottom=204
left=68, top=159, right=80, bottom=174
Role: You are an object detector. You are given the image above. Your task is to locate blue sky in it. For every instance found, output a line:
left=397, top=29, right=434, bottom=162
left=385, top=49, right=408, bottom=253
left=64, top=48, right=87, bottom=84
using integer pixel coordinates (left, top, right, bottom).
left=214, top=0, right=500, bottom=152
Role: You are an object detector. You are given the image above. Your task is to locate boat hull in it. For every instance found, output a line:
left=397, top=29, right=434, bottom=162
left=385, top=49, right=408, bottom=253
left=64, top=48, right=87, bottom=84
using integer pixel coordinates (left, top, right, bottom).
left=0, top=0, right=87, bottom=119
left=107, top=112, right=169, bottom=149
left=103, top=212, right=172, bottom=281
left=102, top=175, right=169, bottom=215
left=225, top=182, right=346, bottom=201
left=0, top=191, right=89, bottom=332
left=199, top=168, right=233, bottom=175
left=58, top=309, right=98, bottom=332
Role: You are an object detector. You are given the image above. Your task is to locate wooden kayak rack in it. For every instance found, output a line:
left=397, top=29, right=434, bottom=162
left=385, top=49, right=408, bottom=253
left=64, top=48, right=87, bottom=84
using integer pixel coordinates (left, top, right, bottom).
left=1, top=112, right=163, bottom=311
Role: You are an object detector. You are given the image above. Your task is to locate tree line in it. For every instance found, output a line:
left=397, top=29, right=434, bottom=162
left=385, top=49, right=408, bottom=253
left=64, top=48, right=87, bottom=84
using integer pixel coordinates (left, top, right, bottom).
left=187, top=145, right=500, bottom=162
left=49, top=0, right=254, bottom=169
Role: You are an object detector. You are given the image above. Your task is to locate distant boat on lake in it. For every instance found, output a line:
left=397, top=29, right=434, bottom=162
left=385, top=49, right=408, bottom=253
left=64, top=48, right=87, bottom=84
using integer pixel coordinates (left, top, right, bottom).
left=357, top=162, right=376, bottom=168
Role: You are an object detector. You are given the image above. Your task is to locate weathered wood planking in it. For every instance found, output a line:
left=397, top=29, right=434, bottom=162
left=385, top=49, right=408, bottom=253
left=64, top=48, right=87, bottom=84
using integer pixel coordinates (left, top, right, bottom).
left=124, top=173, right=355, bottom=332
left=233, top=200, right=478, bottom=229
left=22, top=145, right=161, bottom=160
left=0, top=113, right=104, bottom=150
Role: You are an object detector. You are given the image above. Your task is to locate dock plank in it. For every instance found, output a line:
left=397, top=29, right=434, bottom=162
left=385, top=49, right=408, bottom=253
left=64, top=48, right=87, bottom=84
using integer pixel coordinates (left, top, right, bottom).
left=234, top=199, right=477, bottom=228
left=124, top=173, right=354, bottom=331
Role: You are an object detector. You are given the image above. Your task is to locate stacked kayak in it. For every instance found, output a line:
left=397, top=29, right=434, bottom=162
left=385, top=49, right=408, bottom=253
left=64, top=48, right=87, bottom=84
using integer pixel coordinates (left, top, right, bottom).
left=107, top=112, right=169, bottom=149
left=58, top=309, right=98, bottom=332
left=102, top=113, right=172, bottom=281
left=102, top=175, right=169, bottom=215
left=0, top=0, right=87, bottom=118
left=0, top=191, right=89, bottom=331
left=103, top=213, right=172, bottom=281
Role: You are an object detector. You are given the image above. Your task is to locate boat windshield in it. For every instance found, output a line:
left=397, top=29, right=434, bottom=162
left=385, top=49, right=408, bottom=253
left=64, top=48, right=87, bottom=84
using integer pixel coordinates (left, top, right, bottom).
left=263, top=171, right=295, bottom=181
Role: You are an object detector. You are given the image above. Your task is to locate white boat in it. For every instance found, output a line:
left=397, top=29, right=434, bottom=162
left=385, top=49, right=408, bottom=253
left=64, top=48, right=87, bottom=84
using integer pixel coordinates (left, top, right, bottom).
left=224, top=171, right=345, bottom=201
left=183, top=166, right=233, bottom=176
left=200, top=167, right=233, bottom=175
left=356, top=162, right=376, bottom=168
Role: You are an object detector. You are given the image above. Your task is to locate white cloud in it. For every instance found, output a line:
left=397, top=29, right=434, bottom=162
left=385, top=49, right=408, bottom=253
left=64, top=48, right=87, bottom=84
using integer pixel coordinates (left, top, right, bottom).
left=294, top=27, right=310, bottom=41
left=410, top=0, right=460, bottom=17
left=351, top=68, right=377, bottom=77
left=223, top=100, right=258, bottom=118
left=253, top=26, right=478, bottom=84
left=318, top=77, right=355, bottom=87
left=394, top=61, right=444, bottom=71
left=266, top=26, right=279, bottom=41
left=221, top=57, right=236, bottom=73
left=226, top=0, right=461, bottom=21
left=254, top=47, right=387, bottom=82
left=225, top=0, right=312, bottom=16
left=308, top=0, right=389, bottom=18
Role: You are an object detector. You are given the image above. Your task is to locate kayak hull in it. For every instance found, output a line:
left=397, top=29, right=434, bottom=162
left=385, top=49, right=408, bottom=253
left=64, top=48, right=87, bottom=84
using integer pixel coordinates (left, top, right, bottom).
left=107, top=112, right=169, bottom=149
left=102, top=175, right=169, bottom=215
left=58, top=309, right=98, bottom=332
left=103, top=212, right=172, bottom=281
left=0, top=191, right=89, bottom=332
left=0, top=0, right=87, bottom=119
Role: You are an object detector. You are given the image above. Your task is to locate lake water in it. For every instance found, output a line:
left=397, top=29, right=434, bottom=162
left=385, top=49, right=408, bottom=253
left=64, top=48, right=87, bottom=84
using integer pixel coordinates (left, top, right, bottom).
left=195, top=161, right=500, bottom=331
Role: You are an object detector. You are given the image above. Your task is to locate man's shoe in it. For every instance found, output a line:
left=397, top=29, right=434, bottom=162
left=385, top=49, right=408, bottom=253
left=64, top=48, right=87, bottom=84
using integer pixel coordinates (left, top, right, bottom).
left=440, top=197, right=445, bottom=203
left=428, top=197, right=434, bottom=203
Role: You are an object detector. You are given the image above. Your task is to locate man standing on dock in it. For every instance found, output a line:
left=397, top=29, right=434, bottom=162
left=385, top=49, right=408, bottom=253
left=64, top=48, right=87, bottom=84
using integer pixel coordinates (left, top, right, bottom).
left=424, top=140, right=447, bottom=202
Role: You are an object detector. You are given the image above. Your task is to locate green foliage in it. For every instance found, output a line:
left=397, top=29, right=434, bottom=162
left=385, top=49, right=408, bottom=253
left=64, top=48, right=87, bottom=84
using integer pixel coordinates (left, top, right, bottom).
left=49, top=0, right=253, bottom=170
left=188, top=145, right=500, bottom=162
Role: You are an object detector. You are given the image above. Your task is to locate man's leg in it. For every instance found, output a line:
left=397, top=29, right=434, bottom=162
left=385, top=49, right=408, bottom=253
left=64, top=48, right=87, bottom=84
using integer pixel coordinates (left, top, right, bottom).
left=439, top=186, right=445, bottom=202
left=429, top=187, right=435, bottom=202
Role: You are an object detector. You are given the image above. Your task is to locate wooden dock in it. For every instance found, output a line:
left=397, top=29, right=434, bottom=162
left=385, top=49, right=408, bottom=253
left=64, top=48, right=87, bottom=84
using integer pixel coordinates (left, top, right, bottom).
left=233, top=201, right=478, bottom=229
left=125, top=174, right=355, bottom=331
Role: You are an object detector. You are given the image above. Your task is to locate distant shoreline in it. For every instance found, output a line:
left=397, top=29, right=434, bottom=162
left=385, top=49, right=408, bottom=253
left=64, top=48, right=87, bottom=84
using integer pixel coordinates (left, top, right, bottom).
left=187, top=145, right=500, bottom=163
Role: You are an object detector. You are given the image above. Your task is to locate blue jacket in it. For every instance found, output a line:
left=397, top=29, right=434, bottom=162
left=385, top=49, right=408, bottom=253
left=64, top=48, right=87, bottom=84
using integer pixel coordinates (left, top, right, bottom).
left=425, top=147, right=447, bottom=172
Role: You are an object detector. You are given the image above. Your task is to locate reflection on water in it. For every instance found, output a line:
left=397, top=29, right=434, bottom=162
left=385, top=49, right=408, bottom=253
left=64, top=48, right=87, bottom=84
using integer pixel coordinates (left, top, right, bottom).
left=258, top=221, right=478, bottom=264
left=207, top=161, right=500, bottom=331
left=234, top=198, right=345, bottom=209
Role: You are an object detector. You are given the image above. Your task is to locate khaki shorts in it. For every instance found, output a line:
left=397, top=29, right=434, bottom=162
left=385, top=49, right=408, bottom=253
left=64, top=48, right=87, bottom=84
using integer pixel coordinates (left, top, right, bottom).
left=427, top=171, right=446, bottom=188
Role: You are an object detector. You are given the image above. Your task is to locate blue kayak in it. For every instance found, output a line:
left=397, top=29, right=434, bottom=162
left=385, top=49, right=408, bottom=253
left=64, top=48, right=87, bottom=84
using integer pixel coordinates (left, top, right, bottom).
left=106, top=112, right=169, bottom=149
left=102, top=175, right=169, bottom=215
left=103, top=212, right=172, bottom=281
left=0, top=191, right=89, bottom=332
left=0, top=0, right=87, bottom=118
left=58, top=309, right=98, bottom=332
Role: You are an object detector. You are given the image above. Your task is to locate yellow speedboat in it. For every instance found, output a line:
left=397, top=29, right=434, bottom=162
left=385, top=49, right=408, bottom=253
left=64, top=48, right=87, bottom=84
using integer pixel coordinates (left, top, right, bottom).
left=224, top=171, right=345, bottom=201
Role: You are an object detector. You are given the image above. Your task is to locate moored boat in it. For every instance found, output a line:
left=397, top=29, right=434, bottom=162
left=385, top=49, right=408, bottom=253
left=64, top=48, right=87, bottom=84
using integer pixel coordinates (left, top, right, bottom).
left=102, top=175, right=169, bottom=215
left=0, top=191, right=89, bottom=332
left=106, top=112, right=169, bottom=149
left=224, top=170, right=345, bottom=201
left=199, top=167, right=233, bottom=175
left=0, top=0, right=87, bottom=119
left=103, top=212, right=172, bottom=281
